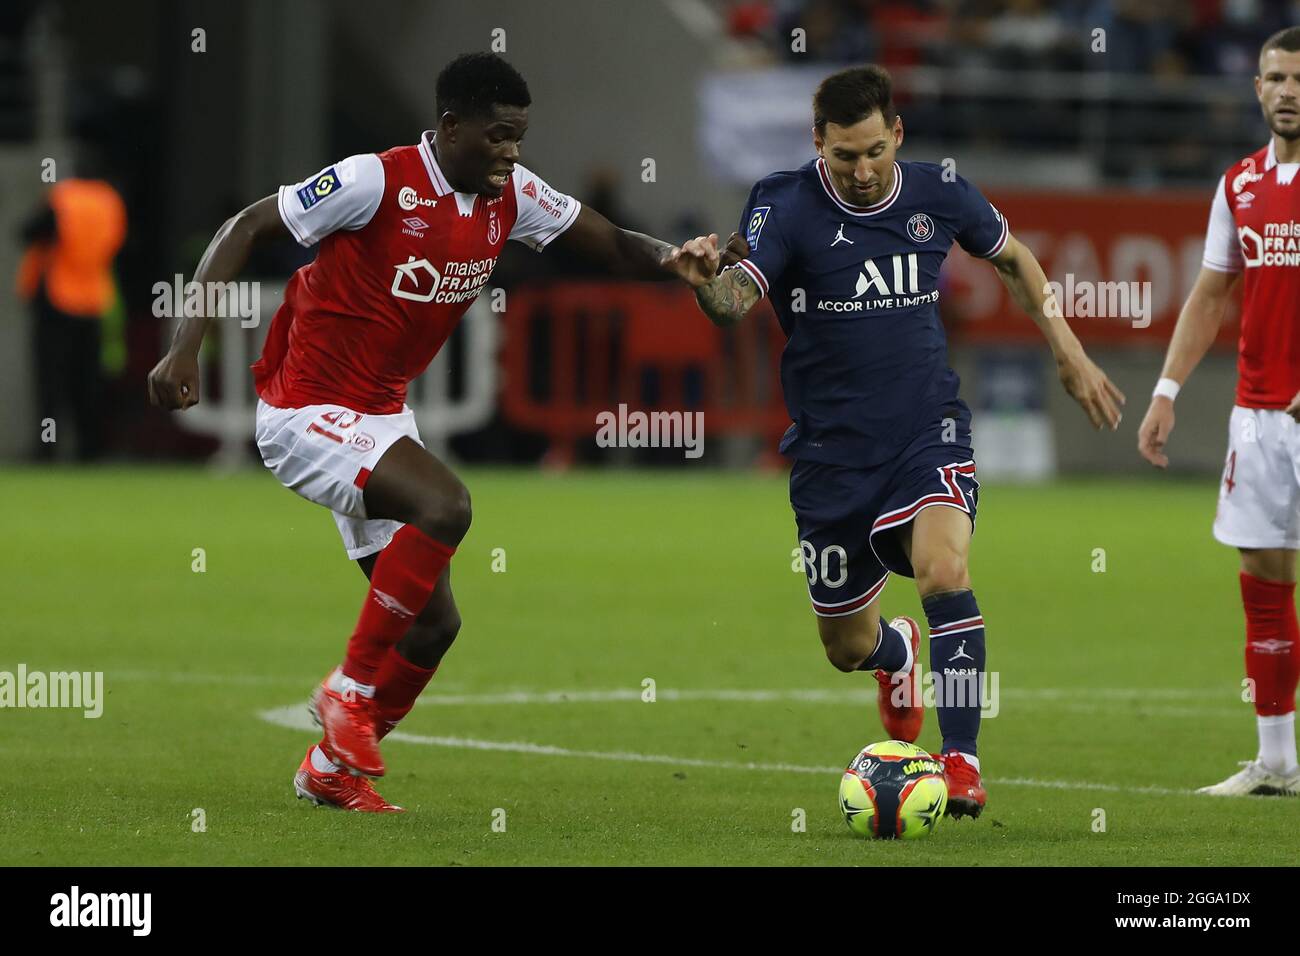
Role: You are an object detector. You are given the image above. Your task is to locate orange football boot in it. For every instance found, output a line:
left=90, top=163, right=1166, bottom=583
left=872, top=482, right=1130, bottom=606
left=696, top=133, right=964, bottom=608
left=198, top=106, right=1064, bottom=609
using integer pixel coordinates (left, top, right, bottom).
left=309, top=670, right=385, bottom=777
left=875, top=616, right=924, bottom=742
left=936, top=750, right=986, bottom=818
left=293, top=746, right=403, bottom=813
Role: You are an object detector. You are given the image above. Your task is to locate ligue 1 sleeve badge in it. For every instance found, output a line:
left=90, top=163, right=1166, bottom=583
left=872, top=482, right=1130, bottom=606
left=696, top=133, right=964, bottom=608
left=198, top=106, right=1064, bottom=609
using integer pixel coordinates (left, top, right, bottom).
left=906, top=212, right=934, bottom=243
left=746, top=206, right=771, bottom=249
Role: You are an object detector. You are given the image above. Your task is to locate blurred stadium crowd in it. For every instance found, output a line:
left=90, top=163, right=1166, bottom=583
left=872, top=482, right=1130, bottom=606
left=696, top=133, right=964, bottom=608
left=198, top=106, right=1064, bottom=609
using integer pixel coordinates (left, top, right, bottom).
left=721, top=0, right=1290, bottom=76
left=0, top=1, right=1282, bottom=469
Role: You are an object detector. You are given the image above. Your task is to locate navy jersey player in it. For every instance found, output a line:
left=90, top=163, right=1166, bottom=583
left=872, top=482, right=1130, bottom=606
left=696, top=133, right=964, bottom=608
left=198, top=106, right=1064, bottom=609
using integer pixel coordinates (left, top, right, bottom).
left=682, top=66, right=1125, bottom=818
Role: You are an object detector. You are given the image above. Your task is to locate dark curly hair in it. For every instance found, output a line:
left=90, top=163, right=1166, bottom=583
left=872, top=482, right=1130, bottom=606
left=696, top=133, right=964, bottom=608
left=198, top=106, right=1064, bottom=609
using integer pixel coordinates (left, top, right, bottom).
left=436, top=52, right=531, bottom=120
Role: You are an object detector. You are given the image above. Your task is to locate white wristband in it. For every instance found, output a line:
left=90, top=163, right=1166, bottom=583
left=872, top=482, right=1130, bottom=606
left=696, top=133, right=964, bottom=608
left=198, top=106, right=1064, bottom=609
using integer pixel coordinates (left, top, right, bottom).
left=1153, top=377, right=1181, bottom=402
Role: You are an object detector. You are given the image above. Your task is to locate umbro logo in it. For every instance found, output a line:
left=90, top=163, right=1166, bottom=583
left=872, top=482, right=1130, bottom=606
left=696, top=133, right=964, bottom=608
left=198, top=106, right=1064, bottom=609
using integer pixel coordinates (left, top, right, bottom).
left=1249, top=638, right=1293, bottom=655
left=372, top=589, right=416, bottom=619
left=402, top=216, right=429, bottom=236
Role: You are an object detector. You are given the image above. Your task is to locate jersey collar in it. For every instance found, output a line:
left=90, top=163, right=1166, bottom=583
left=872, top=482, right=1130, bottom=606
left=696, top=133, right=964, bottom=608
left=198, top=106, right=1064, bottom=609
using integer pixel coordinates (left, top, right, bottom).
left=419, top=131, right=454, bottom=196
left=816, top=158, right=902, bottom=217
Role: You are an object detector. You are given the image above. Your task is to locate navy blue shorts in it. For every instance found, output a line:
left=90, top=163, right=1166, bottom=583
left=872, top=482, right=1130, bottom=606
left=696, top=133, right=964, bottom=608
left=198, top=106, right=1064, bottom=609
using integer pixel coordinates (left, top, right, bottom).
left=790, top=411, right=979, bottom=618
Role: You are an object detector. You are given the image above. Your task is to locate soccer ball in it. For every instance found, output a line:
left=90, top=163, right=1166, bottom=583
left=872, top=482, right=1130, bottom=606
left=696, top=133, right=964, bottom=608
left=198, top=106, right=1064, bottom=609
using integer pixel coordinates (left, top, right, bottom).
left=839, top=740, right=948, bottom=840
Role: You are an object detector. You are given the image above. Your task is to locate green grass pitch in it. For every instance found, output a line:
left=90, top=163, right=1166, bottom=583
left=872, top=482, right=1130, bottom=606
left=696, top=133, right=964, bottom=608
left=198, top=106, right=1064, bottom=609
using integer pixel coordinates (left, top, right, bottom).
left=1, top=465, right=1295, bottom=866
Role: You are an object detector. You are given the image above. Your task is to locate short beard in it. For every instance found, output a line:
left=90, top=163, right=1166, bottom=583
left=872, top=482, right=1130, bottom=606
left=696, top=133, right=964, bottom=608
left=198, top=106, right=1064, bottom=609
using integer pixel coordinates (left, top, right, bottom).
left=1269, top=116, right=1300, bottom=140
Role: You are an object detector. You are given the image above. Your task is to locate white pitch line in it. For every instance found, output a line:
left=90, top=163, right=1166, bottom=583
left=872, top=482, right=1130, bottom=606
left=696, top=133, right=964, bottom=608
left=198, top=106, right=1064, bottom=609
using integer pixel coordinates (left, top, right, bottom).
left=81, top=670, right=1232, bottom=704
left=81, top=669, right=1243, bottom=718
left=71, top=669, right=1239, bottom=712
left=406, top=686, right=1242, bottom=719
left=107, top=669, right=308, bottom=687
left=256, top=704, right=1196, bottom=797
left=71, top=669, right=467, bottom=693
left=411, top=686, right=1235, bottom=707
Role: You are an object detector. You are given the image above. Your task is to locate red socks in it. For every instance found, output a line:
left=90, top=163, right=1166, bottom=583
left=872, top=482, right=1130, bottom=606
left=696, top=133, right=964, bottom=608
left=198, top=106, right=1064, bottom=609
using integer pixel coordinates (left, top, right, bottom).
left=373, top=646, right=438, bottom=740
left=1240, top=572, right=1300, bottom=717
left=344, top=525, right=454, bottom=685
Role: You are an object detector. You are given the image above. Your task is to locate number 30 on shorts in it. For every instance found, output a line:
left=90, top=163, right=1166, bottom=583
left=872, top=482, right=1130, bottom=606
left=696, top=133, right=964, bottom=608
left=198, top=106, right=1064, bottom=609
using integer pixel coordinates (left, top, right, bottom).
left=800, top=540, right=848, bottom=589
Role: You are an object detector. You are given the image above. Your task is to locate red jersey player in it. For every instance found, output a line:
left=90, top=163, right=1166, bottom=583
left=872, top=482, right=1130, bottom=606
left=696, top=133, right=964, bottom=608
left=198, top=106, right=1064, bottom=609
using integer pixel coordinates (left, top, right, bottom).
left=1139, top=28, right=1300, bottom=797
left=146, top=53, right=721, bottom=811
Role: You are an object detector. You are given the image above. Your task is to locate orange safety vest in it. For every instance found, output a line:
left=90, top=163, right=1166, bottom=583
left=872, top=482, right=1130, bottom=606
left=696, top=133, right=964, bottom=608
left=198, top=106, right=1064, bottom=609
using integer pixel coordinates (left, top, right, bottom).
left=16, top=179, right=126, bottom=318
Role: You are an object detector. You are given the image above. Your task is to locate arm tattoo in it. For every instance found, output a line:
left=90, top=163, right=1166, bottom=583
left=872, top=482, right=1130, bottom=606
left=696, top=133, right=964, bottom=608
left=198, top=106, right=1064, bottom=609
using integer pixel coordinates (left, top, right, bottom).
left=694, top=267, right=760, bottom=327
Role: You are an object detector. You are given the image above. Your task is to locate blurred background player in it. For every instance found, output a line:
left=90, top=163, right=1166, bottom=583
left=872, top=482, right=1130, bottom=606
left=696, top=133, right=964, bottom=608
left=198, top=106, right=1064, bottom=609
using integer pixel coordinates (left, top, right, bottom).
left=1139, top=27, right=1300, bottom=797
left=688, top=64, right=1124, bottom=819
left=17, top=160, right=126, bottom=462
left=145, top=53, right=719, bottom=812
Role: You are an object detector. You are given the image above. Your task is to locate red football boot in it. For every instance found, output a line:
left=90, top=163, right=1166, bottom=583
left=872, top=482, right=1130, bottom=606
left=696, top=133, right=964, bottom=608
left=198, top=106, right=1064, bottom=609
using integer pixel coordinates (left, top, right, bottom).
left=936, top=750, right=987, bottom=818
left=874, top=616, right=924, bottom=742
left=309, top=670, right=385, bottom=777
left=293, top=747, right=404, bottom=813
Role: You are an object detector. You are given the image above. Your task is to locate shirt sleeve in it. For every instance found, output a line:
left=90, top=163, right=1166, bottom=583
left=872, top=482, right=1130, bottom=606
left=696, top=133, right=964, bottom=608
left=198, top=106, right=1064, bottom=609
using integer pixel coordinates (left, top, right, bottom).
left=277, top=153, right=385, bottom=247
left=733, top=179, right=791, bottom=298
left=1202, top=176, right=1242, bottom=273
left=507, top=163, right=582, bottom=251
left=954, top=174, right=1010, bottom=259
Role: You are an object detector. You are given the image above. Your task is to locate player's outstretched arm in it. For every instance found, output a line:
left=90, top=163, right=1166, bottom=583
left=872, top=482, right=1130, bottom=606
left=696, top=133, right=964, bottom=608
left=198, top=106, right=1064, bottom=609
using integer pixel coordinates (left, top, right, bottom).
left=552, top=206, right=719, bottom=284
left=1137, top=266, right=1239, bottom=467
left=146, top=195, right=288, bottom=410
left=693, top=264, right=762, bottom=328
left=990, top=234, right=1126, bottom=431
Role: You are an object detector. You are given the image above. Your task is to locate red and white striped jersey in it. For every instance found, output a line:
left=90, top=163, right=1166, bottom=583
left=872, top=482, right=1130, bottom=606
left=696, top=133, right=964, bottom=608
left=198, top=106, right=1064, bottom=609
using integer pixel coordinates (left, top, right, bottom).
left=252, top=131, right=580, bottom=413
left=1203, top=139, right=1300, bottom=408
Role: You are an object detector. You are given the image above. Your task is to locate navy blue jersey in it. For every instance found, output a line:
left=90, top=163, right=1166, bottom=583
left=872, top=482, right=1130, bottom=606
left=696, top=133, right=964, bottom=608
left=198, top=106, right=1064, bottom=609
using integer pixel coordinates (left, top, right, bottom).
left=735, top=158, right=1008, bottom=466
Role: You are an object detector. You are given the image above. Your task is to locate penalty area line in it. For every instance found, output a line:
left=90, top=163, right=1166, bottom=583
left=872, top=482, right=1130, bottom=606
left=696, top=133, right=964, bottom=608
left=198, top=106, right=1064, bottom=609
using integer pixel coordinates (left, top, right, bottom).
left=256, top=704, right=1194, bottom=798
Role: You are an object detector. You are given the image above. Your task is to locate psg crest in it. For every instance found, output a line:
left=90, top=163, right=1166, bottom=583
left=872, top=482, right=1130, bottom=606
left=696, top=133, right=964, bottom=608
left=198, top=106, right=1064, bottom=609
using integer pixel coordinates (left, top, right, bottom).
left=906, top=213, right=934, bottom=243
